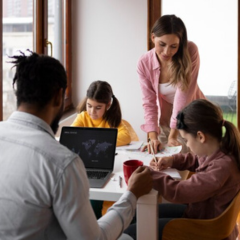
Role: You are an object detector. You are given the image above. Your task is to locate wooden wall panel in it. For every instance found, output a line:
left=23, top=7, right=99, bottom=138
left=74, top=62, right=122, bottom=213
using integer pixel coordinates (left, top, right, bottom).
left=147, top=0, right=161, bottom=50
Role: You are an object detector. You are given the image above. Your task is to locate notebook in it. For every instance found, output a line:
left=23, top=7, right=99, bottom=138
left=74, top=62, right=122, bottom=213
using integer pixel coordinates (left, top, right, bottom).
left=59, top=126, right=117, bottom=188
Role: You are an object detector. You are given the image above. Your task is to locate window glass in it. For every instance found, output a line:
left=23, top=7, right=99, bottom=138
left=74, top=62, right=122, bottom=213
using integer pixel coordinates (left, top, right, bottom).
left=2, top=0, right=71, bottom=120
left=162, top=0, right=238, bottom=126
left=48, top=0, right=66, bottom=67
left=3, top=0, right=33, bottom=120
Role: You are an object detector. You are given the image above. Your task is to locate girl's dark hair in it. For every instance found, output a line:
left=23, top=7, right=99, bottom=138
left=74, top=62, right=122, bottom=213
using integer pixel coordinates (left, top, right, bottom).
left=10, top=50, right=67, bottom=108
left=77, top=80, right=122, bottom=127
left=151, top=14, right=191, bottom=91
left=176, top=99, right=240, bottom=169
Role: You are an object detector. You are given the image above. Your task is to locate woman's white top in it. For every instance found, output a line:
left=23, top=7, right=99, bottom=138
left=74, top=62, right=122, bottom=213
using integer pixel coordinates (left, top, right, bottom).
left=159, top=83, right=177, bottom=104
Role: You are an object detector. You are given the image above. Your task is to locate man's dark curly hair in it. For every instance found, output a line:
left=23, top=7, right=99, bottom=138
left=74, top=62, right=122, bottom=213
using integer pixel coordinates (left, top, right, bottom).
left=10, top=50, right=67, bottom=108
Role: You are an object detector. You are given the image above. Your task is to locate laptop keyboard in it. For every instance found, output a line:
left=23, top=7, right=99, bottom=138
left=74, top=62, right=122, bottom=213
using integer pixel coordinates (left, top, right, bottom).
left=87, top=171, right=109, bottom=179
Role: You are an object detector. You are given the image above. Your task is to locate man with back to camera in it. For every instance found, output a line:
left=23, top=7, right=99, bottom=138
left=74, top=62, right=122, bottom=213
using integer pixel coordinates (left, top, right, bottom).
left=0, top=51, right=153, bottom=239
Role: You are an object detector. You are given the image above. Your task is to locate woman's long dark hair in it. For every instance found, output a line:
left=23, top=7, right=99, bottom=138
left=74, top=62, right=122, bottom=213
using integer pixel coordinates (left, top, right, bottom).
left=151, top=14, right=191, bottom=91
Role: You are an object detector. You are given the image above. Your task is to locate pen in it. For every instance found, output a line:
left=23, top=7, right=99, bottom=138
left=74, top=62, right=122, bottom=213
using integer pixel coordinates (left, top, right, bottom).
left=119, top=176, right=122, bottom=188
left=148, top=139, right=157, bottom=163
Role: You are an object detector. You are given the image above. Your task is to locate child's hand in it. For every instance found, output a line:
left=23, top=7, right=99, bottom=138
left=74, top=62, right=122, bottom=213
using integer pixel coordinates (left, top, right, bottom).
left=150, top=156, right=173, bottom=171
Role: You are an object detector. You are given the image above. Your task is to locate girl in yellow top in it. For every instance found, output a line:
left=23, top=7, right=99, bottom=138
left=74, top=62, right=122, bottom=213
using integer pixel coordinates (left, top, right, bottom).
left=71, top=80, right=131, bottom=219
left=71, top=80, right=131, bottom=147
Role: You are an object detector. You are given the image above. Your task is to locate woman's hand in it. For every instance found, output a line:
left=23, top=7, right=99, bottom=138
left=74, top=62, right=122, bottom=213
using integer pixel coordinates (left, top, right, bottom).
left=141, top=139, right=163, bottom=153
left=168, top=129, right=181, bottom=147
left=149, top=132, right=163, bottom=153
left=150, top=139, right=163, bottom=153
left=150, top=156, right=173, bottom=171
left=167, top=138, right=181, bottom=147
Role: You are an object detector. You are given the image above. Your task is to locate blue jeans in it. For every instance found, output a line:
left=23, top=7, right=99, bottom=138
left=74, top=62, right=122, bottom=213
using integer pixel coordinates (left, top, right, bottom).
left=124, top=203, right=187, bottom=240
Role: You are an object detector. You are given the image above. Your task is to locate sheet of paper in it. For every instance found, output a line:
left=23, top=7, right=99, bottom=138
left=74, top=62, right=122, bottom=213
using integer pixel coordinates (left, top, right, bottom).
left=155, top=145, right=182, bottom=157
left=116, top=145, right=182, bottom=162
left=115, top=146, right=182, bottom=179
left=116, top=141, right=144, bottom=150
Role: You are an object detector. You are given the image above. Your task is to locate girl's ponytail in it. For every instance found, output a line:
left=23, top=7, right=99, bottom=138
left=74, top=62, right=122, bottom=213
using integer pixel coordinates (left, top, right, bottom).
left=105, top=95, right=121, bottom=127
left=222, top=120, right=240, bottom=169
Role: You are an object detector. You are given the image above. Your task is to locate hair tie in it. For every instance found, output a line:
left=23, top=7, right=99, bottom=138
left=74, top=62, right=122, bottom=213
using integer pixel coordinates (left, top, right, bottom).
left=222, top=119, right=225, bottom=127
left=176, top=112, right=186, bottom=129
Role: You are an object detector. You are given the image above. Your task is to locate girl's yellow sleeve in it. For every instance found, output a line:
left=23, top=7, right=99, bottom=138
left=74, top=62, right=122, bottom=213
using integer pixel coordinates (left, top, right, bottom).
left=116, top=121, right=131, bottom=146
left=71, top=113, right=85, bottom=127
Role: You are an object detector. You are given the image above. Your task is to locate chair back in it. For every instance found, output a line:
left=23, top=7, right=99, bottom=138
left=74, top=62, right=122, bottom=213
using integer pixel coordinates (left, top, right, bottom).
left=122, top=119, right=139, bottom=141
left=162, top=191, right=240, bottom=240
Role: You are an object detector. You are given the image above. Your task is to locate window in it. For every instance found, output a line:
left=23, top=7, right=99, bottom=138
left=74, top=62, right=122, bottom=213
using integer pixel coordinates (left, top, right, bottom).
left=162, top=0, right=238, bottom=127
left=1, top=0, right=72, bottom=121
left=149, top=0, right=239, bottom=129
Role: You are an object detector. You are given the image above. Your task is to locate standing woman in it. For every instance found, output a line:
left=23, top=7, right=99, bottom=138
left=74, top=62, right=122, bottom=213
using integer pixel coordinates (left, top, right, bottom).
left=138, top=14, right=205, bottom=153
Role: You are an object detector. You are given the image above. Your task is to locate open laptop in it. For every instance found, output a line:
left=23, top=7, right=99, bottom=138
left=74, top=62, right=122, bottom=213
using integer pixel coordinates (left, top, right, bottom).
left=59, top=126, right=117, bottom=188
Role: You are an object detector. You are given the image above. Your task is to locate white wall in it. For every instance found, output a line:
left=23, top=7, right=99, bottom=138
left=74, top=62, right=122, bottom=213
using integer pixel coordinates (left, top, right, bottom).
left=71, top=1, right=237, bottom=140
left=72, top=0, right=148, bottom=141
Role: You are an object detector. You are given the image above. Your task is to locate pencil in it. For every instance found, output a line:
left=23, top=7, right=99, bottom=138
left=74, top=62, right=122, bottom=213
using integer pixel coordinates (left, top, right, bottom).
left=149, top=140, right=157, bottom=163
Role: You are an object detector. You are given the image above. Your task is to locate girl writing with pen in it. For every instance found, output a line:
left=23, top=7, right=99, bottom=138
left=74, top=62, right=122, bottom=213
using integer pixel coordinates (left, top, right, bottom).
left=125, top=99, right=240, bottom=240
left=71, top=80, right=131, bottom=219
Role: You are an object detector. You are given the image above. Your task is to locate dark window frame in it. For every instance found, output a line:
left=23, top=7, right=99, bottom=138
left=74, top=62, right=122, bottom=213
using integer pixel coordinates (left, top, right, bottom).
left=0, top=0, right=73, bottom=121
left=35, top=0, right=72, bottom=112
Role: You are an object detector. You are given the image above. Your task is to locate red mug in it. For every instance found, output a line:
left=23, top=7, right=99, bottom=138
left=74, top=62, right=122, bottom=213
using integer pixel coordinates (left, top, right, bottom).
left=123, top=160, right=143, bottom=185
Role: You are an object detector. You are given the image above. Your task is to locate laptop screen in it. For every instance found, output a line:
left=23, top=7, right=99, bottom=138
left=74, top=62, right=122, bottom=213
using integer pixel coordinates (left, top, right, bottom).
left=60, top=126, right=117, bottom=170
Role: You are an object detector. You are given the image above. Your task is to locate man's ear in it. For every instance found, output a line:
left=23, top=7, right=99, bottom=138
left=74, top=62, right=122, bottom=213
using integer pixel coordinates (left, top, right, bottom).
left=197, top=131, right=206, bottom=143
left=53, top=88, right=64, bottom=107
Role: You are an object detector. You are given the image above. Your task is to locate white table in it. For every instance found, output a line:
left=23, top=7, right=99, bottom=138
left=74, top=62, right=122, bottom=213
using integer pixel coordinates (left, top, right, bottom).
left=90, top=150, right=181, bottom=240
left=56, top=135, right=158, bottom=238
